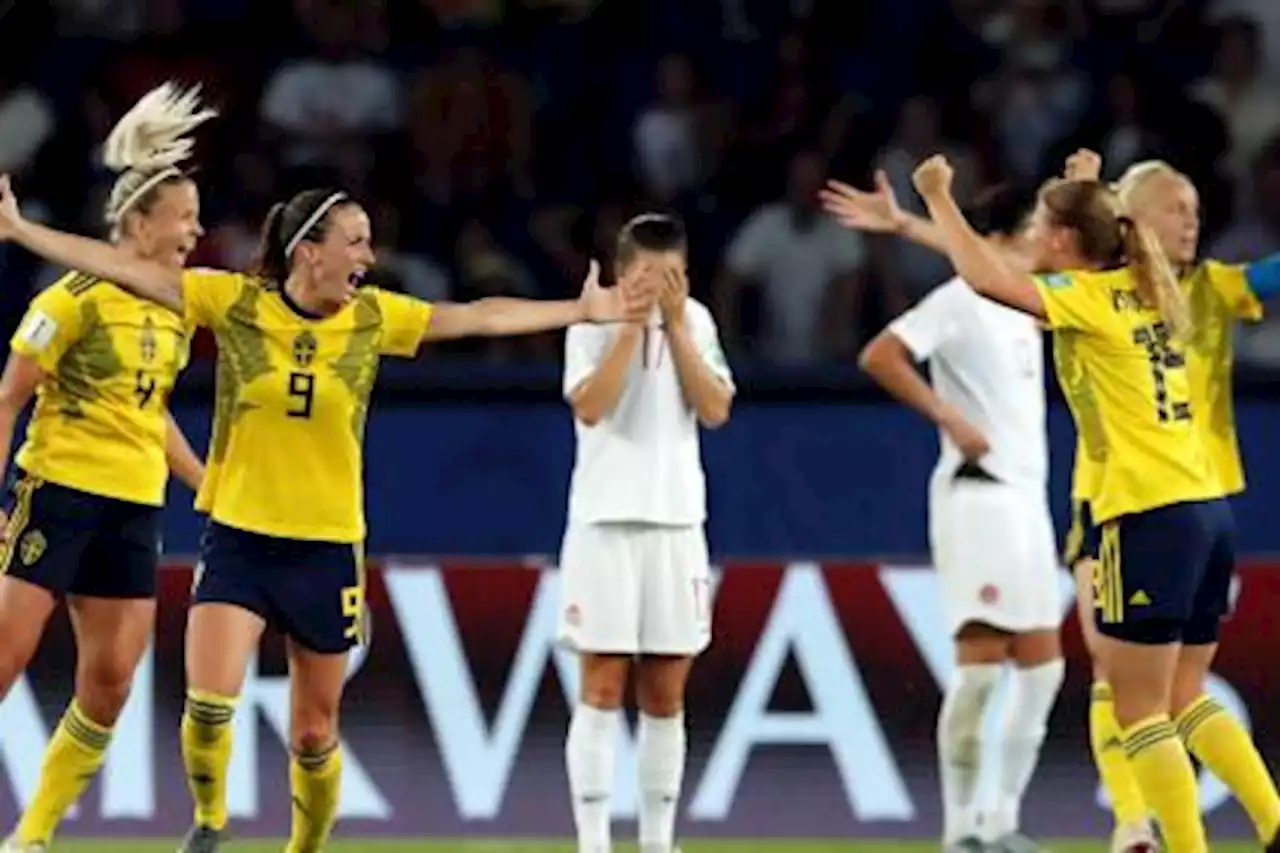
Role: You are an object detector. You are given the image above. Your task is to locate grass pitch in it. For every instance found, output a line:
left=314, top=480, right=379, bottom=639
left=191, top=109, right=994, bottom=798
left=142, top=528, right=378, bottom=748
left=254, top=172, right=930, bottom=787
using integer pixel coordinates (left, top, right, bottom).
left=44, top=841, right=1259, bottom=852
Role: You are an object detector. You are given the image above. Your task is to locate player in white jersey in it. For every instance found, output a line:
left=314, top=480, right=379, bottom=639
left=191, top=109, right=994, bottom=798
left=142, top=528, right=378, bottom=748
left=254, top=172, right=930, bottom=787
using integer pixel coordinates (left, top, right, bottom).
left=558, top=213, right=734, bottom=853
left=856, top=187, right=1064, bottom=853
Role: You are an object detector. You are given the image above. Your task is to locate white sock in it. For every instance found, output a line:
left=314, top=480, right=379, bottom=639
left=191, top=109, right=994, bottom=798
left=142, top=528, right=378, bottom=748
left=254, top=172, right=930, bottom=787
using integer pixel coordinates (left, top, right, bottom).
left=938, top=663, right=1002, bottom=844
left=638, top=712, right=686, bottom=853
left=989, top=658, right=1064, bottom=839
left=566, top=703, right=619, bottom=853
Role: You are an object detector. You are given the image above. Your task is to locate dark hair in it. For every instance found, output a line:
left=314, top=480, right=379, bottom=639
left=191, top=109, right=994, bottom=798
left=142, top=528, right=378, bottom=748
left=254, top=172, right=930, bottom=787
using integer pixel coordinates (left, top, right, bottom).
left=615, top=213, right=687, bottom=271
left=966, top=184, right=1036, bottom=236
left=1040, top=179, right=1191, bottom=339
left=251, top=188, right=353, bottom=281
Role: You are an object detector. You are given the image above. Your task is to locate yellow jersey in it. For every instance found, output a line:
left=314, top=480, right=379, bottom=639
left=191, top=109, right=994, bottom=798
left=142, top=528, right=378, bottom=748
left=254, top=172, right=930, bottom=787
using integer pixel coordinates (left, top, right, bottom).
left=9, top=272, right=190, bottom=506
left=182, top=269, right=433, bottom=542
left=1059, top=260, right=1262, bottom=505
left=1035, top=267, right=1220, bottom=523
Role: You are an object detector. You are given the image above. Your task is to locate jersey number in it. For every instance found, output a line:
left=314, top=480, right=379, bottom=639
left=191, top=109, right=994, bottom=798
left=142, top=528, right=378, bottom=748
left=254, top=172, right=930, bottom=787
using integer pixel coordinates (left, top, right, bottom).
left=134, top=371, right=156, bottom=409
left=1133, top=323, right=1191, bottom=423
left=641, top=328, right=666, bottom=370
left=340, top=584, right=364, bottom=641
left=288, top=371, right=314, bottom=419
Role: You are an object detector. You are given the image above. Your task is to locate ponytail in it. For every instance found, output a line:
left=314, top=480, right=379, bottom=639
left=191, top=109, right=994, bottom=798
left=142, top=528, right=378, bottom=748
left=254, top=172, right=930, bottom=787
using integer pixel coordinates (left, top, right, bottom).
left=251, top=203, right=289, bottom=281
left=1120, top=216, right=1192, bottom=341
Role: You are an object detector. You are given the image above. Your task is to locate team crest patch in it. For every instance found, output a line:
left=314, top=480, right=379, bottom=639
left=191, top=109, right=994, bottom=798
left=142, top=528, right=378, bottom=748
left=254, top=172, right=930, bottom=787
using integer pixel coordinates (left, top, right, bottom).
left=19, top=530, right=46, bottom=566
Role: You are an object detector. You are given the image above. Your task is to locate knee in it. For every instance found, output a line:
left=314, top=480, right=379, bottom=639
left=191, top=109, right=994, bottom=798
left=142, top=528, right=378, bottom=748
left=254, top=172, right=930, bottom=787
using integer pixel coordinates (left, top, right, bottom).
left=292, top=697, right=341, bottom=753
left=76, top=654, right=140, bottom=721
left=635, top=683, right=683, bottom=718
left=580, top=659, right=629, bottom=710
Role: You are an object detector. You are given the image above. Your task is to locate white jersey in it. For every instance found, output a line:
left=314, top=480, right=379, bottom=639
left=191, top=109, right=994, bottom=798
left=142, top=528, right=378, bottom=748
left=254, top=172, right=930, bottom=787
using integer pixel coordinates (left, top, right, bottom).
left=888, top=277, right=1048, bottom=490
left=562, top=298, right=734, bottom=526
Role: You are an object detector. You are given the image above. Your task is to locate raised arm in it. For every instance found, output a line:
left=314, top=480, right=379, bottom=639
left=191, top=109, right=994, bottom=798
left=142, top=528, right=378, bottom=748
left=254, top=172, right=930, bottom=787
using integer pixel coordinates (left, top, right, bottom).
left=0, top=177, right=183, bottom=312
left=910, top=157, right=1046, bottom=319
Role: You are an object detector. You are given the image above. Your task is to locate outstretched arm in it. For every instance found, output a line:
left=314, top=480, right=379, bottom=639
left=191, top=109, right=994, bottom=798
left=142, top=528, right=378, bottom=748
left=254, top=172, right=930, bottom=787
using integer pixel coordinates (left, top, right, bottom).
left=820, top=172, right=949, bottom=254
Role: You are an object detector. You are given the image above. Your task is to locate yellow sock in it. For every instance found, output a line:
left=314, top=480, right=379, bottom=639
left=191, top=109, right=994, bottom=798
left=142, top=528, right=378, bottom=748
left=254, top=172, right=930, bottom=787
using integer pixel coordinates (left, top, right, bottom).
left=286, top=742, right=343, bottom=853
left=1177, top=694, right=1280, bottom=843
left=15, top=699, right=113, bottom=845
left=1123, top=714, right=1207, bottom=853
left=180, top=689, right=237, bottom=831
left=1090, top=682, right=1148, bottom=827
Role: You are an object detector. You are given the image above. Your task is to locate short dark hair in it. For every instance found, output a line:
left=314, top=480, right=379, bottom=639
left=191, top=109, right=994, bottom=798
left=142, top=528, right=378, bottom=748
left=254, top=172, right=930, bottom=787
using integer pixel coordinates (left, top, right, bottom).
left=251, top=187, right=355, bottom=281
left=966, top=184, right=1036, bottom=236
left=615, top=213, right=687, bottom=270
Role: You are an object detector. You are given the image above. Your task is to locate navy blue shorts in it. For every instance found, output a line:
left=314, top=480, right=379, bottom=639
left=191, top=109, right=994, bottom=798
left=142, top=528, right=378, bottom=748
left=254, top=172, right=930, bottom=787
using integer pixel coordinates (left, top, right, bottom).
left=1094, top=499, right=1235, bottom=646
left=193, top=522, right=366, bottom=654
left=1064, top=500, right=1101, bottom=567
left=0, top=471, right=159, bottom=599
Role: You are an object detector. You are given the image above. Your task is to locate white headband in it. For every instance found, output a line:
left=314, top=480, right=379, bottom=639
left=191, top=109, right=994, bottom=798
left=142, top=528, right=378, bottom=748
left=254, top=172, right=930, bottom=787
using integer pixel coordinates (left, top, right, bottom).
left=112, top=167, right=182, bottom=222
left=284, top=192, right=348, bottom=258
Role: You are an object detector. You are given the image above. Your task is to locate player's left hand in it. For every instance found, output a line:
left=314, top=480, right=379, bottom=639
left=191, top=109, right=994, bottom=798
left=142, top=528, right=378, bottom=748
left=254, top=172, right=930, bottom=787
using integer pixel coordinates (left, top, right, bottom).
left=1064, top=149, right=1102, bottom=182
left=580, top=258, right=651, bottom=323
left=911, top=155, right=954, bottom=200
left=659, top=266, right=688, bottom=326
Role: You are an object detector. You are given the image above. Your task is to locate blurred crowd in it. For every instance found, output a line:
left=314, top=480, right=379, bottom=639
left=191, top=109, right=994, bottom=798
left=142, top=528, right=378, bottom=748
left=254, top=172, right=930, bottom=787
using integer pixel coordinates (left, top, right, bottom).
left=5, top=0, right=1280, bottom=365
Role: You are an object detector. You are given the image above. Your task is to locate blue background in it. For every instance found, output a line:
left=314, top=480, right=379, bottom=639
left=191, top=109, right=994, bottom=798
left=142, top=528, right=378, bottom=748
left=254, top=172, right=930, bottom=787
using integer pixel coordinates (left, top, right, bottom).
left=157, top=366, right=1280, bottom=559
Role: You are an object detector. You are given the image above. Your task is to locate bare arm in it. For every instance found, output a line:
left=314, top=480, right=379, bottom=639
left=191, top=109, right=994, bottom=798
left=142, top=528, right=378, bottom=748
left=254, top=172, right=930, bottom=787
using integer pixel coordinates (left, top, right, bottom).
left=569, top=326, right=644, bottom=426
left=164, top=410, right=204, bottom=492
left=0, top=356, right=41, bottom=529
left=916, top=163, right=1045, bottom=318
left=666, top=318, right=733, bottom=429
left=11, top=220, right=183, bottom=313
left=424, top=298, right=587, bottom=340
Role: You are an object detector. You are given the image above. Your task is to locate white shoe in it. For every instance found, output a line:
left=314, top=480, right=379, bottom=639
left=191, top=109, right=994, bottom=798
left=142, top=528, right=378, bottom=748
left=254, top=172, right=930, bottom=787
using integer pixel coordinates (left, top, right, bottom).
left=1111, top=820, right=1160, bottom=853
left=2, top=836, right=47, bottom=852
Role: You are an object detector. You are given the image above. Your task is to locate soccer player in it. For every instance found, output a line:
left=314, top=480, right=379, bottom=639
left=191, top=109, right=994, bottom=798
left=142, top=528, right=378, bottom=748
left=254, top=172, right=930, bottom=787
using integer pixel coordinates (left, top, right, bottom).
left=0, top=83, right=210, bottom=852
left=857, top=187, right=1063, bottom=853
left=912, top=154, right=1234, bottom=853
left=0, top=182, right=651, bottom=852
left=557, top=213, right=733, bottom=853
left=1067, top=156, right=1280, bottom=853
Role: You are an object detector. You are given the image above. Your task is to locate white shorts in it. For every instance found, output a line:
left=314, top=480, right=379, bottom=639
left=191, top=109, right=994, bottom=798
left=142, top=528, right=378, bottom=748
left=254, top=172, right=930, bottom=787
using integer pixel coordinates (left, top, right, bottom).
left=556, top=522, right=713, bottom=656
left=929, top=481, right=1061, bottom=637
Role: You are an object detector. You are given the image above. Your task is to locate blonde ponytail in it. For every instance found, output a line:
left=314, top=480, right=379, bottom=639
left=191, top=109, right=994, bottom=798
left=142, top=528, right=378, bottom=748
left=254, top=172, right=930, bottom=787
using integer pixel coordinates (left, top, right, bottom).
left=1120, top=216, right=1192, bottom=341
left=102, top=82, right=217, bottom=239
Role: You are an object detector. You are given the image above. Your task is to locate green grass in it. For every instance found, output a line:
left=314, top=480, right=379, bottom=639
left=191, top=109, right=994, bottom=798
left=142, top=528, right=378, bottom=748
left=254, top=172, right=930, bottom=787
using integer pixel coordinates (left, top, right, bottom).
left=41, top=842, right=1259, bottom=853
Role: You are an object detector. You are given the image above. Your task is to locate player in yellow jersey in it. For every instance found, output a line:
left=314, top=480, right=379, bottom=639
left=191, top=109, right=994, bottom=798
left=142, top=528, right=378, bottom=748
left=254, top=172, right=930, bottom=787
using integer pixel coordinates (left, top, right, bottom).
left=0, top=178, right=650, bottom=852
left=0, top=84, right=211, bottom=852
left=1063, top=155, right=1280, bottom=853
left=912, top=153, right=1236, bottom=853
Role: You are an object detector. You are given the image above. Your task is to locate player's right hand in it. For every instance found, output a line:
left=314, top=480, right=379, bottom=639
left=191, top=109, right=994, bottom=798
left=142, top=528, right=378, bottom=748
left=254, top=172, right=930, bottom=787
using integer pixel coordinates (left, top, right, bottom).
left=1064, top=149, right=1102, bottom=182
left=0, top=175, right=23, bottom=241
left=940, top=408, right=991, bottom=461
left=911, top=155, right=954, bottom=200
left=818, top=171, right=906, bottom=234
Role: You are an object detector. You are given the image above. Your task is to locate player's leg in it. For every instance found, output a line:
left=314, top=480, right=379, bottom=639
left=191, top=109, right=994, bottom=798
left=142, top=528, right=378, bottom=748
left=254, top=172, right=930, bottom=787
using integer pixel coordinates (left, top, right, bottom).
left=1094, top=506, right=1209, bottom=853
left=986, top=499, right=1064, bottom=852
left=1069, top=499, right=1154, bottom=851
left=631, top=524, right=712, bottom=853
left=179, top=525, right=271, bottom=852
left=1172, top=500, right=1280, bottom=848
left=558, top=523, right=639, bottom=853
left=270, top=538, right=368, bottom=853
left=930, top=482, right=1011, bottom=851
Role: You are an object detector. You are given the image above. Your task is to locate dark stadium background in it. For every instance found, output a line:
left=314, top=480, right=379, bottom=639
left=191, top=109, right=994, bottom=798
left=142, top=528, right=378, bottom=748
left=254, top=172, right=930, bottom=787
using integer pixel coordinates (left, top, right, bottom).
left=0, top=0, right=1278, bottom=843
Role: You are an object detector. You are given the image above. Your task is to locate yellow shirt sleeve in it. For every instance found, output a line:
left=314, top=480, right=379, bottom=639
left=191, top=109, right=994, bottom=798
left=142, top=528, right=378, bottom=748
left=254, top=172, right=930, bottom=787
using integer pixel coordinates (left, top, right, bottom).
left=372, top=288, right=433, bottom=357
left=1204, top=260, right=1263, bottom=322
left=10, top=284, right=84, bottom=373
left=181, top=268, right=248, bottom=329
left=1032, top=271, right=1109, bottom=332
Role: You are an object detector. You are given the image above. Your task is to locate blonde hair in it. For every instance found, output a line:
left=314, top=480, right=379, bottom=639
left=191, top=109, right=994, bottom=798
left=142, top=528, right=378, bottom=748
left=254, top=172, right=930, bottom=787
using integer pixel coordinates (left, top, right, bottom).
left=102, top=82, right=217, bottom=240
left=1110, top=160, right=1194, bottom=341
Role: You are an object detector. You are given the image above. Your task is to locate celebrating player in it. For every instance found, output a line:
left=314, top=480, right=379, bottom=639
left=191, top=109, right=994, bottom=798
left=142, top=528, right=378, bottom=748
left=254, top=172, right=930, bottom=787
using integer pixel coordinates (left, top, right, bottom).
left=0, top=84, right=209, bottom=852
left=857, top=187, right=1063, bottom=853
left=557, top=213, right=733, bottom=853
left=0, top=179, right=651, bottom=852
left=913, top=153, right=1233, bottom=853
left=1066, top=156, right=1280, bottom=853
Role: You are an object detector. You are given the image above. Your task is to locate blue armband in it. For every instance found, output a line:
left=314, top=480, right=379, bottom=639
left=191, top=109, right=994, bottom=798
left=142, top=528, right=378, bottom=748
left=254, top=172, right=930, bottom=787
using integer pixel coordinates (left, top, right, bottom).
left=1245, top=253, right=1280, bottom=299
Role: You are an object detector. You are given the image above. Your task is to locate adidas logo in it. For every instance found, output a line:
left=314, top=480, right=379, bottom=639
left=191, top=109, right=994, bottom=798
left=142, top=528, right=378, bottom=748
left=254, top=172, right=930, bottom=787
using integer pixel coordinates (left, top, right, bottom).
left=1129, top=590, right=1151, bottom=606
